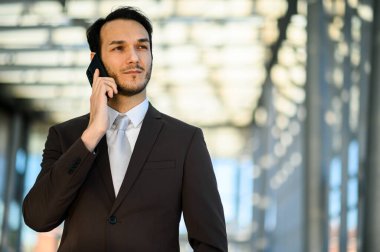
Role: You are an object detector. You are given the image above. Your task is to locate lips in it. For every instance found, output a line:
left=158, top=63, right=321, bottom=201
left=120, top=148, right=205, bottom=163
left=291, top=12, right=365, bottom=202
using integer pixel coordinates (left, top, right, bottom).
left=122, top=64, right=144, bottom=74
left=123, top=69, right=142, bottom=74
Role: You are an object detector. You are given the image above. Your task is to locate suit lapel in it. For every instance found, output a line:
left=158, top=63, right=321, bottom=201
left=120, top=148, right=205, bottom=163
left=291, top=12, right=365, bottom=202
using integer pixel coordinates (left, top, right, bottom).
left=95, top=136, right=116, bottom=201
left=111, top=104, right=163, bottom=213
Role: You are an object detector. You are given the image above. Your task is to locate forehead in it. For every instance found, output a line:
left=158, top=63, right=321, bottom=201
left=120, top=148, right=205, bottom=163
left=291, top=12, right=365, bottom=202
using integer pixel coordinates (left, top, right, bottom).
left=100, top=19, right=149, bottom=44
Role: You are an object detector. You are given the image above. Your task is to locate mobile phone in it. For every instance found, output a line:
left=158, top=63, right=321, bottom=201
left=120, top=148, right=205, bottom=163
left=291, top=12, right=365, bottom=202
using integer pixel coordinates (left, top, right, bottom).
left=86, top=53, right=108, bottom=86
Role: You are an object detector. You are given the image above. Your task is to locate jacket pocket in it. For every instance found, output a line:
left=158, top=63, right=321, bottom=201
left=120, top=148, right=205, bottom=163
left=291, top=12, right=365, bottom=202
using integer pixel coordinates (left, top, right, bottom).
left=143, top=160, right=175, bottom=170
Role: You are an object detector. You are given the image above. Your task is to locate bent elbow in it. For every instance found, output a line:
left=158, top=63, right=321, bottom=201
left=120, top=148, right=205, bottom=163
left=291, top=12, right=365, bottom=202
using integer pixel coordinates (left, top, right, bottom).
left=22, top=198, right=59, bottom=232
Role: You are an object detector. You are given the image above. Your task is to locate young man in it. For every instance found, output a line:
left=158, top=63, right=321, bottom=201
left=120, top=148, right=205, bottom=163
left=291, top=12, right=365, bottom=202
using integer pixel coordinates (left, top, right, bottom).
left=23, top=6, right=227, bottom=252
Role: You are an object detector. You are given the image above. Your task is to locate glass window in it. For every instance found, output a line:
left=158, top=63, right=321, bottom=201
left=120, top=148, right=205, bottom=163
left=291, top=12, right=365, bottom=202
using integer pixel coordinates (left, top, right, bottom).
left=237, top=158, right=253, bottom=229
left=329, top=217, right=340, bottom=252
left=347, top=178, right=358, bottom=208
left=329, top=157, right=342, bottom=188
left=348, top=141, right=359, bottom=176
left=213, top=158, right=239, bottom=223
left=328, top=156, right=342, bottom=252
left=329, top=190, right=341, bottom=217
left=347, top=209, right=358, bottom=252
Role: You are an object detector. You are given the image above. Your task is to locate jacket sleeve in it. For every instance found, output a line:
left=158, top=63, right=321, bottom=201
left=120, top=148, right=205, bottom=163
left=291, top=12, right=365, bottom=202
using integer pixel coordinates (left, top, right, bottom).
left=182, top=128, right=228, bottom=252
left=22, top=126, right=97, bottom=232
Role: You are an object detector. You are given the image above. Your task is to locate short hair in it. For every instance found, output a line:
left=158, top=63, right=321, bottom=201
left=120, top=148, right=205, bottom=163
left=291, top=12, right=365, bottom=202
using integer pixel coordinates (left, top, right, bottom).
left=86, top=6, right=153, bottom=54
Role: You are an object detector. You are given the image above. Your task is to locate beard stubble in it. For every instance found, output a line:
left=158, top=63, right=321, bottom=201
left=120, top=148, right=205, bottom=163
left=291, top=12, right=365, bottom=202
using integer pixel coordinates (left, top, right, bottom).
left=108, top=63, right=153, bottom=97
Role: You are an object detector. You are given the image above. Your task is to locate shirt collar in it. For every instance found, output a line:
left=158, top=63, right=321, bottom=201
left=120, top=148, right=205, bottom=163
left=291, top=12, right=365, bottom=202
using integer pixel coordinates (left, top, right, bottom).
left=107, top=98, right=149, bottom=129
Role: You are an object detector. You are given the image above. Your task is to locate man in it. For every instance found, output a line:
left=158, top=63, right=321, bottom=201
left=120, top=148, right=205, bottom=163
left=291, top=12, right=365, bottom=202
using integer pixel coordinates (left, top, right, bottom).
left=23, top=6, right=227, bottom=252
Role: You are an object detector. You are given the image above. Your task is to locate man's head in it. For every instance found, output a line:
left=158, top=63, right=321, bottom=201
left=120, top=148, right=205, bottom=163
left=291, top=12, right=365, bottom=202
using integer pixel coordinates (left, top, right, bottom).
left=86, top=7, right=153, bottom=97
left=87, top=7, right=153, bottom=55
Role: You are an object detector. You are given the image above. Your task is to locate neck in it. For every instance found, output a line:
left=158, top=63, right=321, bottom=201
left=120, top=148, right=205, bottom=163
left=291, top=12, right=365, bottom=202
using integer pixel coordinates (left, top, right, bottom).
left=107, top=90, right=146, bottom=113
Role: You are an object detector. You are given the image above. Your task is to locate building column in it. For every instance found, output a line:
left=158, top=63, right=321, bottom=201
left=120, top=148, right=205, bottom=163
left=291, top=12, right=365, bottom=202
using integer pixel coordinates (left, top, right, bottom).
left=363, top=0, right=380, bottom=250
left=304, top=0, right=327, bottom=251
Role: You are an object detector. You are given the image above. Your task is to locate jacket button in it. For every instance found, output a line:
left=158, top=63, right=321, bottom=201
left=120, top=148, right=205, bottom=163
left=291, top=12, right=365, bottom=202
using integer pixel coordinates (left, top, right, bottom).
left=68, top=158, right=81, bottom=174
left=109, top=215, right=117, bottom=224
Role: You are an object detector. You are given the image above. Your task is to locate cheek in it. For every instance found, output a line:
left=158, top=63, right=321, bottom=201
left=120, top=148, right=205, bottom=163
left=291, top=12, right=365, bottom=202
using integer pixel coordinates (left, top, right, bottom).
left=107, top=56, right=121, bottom=66
left=105, top=59, right=123, bottom=74
left=140, top=53, right=152, bottom=65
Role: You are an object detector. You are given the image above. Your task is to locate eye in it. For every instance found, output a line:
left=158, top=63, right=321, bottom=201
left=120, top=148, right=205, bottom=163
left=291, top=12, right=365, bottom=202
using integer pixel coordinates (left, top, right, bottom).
left=112, top=46, right=123, bottom=51
left=137, top=45, right=148, bottom=50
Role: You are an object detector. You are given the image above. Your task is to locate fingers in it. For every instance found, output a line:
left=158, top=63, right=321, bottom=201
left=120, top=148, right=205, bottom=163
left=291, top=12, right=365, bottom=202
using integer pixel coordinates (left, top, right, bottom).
left=87, top=69, right=116, bottom=138
left=101, top=77, right=118, bottom=95
left=100, top=79, right=118, bottom=98
left=106, top=78, right=118, bottom=95
left=91, top=69, right=118, bottom=98
left=107, top=88, right=115, bottom=98
left=93, top=68, right=100, bottom=83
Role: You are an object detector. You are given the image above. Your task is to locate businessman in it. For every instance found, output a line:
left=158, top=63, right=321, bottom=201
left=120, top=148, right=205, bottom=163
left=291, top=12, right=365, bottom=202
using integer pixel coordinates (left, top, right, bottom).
left=23, top=6, right=227, bottom=252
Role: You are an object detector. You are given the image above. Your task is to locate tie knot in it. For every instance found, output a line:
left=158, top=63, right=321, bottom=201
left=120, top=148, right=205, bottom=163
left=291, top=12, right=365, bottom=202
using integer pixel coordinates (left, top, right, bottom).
left=113, top=115, right=129, bottom=130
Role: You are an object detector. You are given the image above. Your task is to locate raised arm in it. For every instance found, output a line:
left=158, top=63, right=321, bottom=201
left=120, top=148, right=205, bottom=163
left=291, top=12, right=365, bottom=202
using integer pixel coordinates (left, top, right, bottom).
left=22, top=126, right=98, bottom=232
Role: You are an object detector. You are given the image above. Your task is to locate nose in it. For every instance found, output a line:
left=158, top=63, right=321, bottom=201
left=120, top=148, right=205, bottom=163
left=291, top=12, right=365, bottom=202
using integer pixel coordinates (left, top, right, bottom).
left=126, top=47, right=139, bottom=63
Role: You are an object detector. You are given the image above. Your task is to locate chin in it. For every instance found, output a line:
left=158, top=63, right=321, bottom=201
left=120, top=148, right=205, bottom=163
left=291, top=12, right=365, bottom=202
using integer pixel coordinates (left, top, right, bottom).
left=117, top=83, right=147, bottom=97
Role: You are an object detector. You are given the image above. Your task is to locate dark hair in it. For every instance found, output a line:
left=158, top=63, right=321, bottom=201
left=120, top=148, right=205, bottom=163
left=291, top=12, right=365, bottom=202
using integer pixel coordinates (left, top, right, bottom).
left=86, top=6, right=153, bottom=54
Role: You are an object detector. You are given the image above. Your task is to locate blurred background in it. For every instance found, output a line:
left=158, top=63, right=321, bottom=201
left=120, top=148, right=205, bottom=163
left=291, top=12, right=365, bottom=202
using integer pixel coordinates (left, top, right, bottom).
left=0, top=0, right=379, bottom=251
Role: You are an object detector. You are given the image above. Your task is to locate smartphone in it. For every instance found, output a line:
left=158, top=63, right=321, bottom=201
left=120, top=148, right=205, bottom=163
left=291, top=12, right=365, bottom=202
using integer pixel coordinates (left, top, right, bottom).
left=86, top=53, right=108, bottom=86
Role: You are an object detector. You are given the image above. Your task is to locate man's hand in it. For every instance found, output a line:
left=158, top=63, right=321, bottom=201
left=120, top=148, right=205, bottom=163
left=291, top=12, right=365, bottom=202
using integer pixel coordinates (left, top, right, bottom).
left=81, top=69, right=118, bottom=152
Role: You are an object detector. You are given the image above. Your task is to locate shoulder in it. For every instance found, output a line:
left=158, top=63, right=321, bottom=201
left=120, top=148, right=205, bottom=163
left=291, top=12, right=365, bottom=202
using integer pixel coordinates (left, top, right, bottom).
left=147, top=104, right=204, bottom=142
left=149, top=105, right=199, bottom=132
left=161, top=112, right=198, bottom=131
left=51, top=114, right=89, bottom=134
left=43, top=114, right=90, bottom=149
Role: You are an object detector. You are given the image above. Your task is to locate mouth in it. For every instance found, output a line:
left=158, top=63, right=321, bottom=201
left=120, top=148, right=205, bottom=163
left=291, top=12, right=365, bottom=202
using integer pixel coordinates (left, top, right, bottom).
left=123, top=69, right=143, bottom=75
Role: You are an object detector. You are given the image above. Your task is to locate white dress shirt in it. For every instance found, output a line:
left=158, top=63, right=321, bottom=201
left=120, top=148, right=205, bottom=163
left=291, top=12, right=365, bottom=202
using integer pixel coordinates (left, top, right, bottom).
left=106, top=98, right=149, bottom=195
left=106, top=98, right=149, bottom=152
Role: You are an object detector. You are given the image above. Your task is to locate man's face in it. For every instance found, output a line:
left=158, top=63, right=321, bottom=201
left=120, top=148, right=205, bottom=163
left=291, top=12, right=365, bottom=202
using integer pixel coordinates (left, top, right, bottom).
left=100, top=19, right=152, bottom=96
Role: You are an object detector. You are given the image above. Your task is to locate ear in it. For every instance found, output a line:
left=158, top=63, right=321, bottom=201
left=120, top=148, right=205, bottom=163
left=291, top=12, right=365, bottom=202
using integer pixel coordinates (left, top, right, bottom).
left=90, top=52, right=96, bottom=60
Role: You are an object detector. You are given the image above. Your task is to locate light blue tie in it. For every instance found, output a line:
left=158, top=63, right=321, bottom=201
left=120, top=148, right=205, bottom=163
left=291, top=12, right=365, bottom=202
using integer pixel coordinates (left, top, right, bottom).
left=108, top=115, right=132, bottom=196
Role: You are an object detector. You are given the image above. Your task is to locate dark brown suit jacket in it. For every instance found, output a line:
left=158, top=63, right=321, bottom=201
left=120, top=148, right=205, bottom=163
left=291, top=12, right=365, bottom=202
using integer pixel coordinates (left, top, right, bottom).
left=23, top=104, right=227, bottom=252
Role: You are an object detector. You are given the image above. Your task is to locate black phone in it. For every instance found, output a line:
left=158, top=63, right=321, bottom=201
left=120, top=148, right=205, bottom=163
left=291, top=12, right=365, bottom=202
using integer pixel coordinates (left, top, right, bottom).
left=86, top=53, right=108, bottom=86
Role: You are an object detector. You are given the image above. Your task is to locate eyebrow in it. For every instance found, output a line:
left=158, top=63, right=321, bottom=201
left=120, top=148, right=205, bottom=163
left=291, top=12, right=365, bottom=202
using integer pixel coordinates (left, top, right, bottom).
left=108, top=38, right=150, bottom=46
left=137, top=38, right=150, bottom=44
